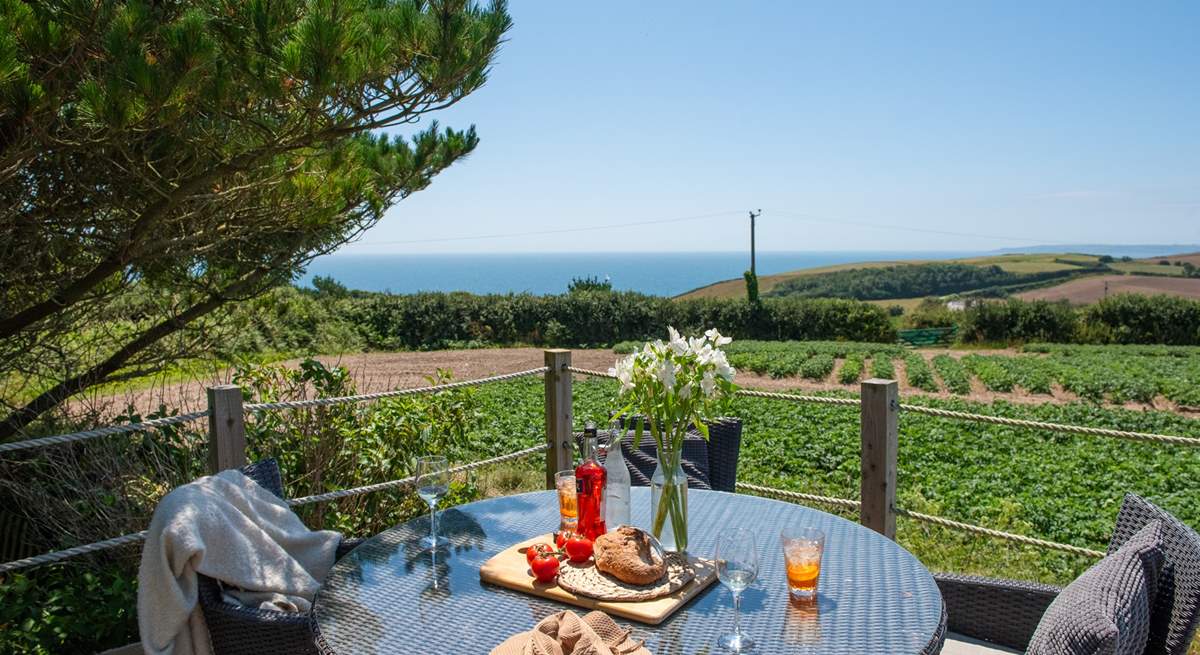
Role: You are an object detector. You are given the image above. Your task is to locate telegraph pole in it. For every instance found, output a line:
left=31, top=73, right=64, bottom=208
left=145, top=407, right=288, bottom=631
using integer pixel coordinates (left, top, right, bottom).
left=749, top=209, right=762, bottom=275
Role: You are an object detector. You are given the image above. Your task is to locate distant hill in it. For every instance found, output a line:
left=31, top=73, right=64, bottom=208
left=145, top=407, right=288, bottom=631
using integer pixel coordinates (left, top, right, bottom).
left=990, top=245, right=1200, bottom=258
left=677, top=252, right=1097, bottom=300
left=676, top=251, right=1200, bottom=304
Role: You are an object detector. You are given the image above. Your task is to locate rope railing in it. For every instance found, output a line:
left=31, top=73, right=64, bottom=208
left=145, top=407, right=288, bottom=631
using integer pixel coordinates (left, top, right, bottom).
left=735, top=389, right=861, bottom=407
left=0, top=410, right=210, bottom=455
left=245, top=367, right=550, bottom=412
left=0, top=444, right=548, bottom=574
left=735, top=482, right=1104, bottom=559
left=564, top=366, right=615, bottom=378
left=288, top=443, right=548, bottom=506
left=735, top=482, right=862, bottom=510
left=894, top=507, right=1105, bottom=559
left=898, top=403, right=1200, bottom=448
left=568, top=366, right=863, bottom=408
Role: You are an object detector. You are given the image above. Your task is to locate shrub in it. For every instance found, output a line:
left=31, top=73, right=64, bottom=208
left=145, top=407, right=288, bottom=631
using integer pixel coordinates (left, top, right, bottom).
left=336, top=292, right=896, bottom=349
left=904, top=297, right=960, bottom=329
left=567, top=276, right=613, bottom=293
left=1080, top=294, right=1200, bottom=345
left=959, top=299, right=1077, bottom=344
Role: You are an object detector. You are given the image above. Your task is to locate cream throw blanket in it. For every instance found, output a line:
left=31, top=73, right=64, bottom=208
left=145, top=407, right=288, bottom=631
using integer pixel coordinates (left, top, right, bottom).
left=137, top=469, right=341, bottom=655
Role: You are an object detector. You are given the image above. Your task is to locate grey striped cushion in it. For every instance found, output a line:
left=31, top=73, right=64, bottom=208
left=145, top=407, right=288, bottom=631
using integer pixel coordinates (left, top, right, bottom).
left=1027, top=521, right=1164, bottom=655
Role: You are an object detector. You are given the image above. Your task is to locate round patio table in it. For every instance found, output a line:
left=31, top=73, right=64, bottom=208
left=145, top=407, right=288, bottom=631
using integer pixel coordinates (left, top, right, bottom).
left=312, top=488, right=946, bottom=655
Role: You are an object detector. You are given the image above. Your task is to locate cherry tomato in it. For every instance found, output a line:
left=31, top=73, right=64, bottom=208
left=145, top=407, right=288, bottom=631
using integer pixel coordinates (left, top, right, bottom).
left=564, top=534, right=594, bottom=563
left=530, top=551, right=560, bottom=583
left=555, top=531, right=571, bottom=549
left=525, top=543, right=554, bottom=565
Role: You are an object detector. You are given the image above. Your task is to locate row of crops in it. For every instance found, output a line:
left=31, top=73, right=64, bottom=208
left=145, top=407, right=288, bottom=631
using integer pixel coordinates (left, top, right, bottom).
left=711, top=340, right=1200, bottom=406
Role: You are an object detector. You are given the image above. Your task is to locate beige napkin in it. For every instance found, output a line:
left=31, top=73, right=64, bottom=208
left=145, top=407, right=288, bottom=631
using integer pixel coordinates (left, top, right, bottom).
left=490, top=610, right=650, bottom=655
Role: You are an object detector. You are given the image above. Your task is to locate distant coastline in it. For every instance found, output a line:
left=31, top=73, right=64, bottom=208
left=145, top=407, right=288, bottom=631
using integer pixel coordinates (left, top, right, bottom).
left=300, top=245, right=1198, bottom=297
left=299, top=251, right=976, bottom=296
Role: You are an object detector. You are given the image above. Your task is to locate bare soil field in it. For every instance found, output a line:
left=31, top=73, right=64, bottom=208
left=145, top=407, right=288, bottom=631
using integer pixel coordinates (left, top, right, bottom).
left=1016, top=274, right=1200, bottom=304
left=91, top=346, right=1196, bottom=420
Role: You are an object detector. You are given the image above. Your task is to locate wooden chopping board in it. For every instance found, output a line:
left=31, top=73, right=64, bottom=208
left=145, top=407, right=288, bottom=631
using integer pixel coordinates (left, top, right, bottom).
left=479, top=533, right=718, bottom=625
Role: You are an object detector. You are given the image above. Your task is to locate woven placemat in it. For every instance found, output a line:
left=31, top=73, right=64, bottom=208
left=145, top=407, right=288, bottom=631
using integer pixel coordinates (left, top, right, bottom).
left=556, top=552, right=697, bottom=601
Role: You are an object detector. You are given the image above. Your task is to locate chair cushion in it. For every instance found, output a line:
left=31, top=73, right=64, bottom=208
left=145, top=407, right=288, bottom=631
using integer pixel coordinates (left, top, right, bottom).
left=1108, top=493, right=1200, bottom=655
left=1027, top=521, right=1164, bottom=655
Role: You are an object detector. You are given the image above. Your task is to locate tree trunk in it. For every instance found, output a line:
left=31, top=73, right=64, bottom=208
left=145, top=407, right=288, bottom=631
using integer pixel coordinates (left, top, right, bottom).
left=0, top=270, right=268, bottom=439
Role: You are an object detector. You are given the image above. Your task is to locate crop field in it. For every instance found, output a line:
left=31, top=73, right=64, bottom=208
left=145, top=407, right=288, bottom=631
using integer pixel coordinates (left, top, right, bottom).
left=704, top=340, right=1200, bottom=408
left=474, top=377, right=1200, bottom=586
left=1016, top=274, right=1200, bottom=304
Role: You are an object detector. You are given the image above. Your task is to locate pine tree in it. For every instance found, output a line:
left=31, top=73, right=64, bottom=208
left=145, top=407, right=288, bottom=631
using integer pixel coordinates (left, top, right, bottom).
left=0, top=0, right=511, bottom=435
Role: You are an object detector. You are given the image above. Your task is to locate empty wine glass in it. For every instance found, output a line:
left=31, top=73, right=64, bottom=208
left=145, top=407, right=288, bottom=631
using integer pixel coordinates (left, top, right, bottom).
left=416, top=455, right=450, bottom=550
left=715, top=527, right=758, bottom=652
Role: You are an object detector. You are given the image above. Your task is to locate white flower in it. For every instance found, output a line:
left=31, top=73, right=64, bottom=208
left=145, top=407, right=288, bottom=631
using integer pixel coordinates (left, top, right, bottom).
left=677, top=382, right=692, bottom=400
left=704, top=328, right=732, bottom=346
left=700, top=371, right=716, bottom=396
left=656, top=359, right=676, bottom=390
left=712, top=350, right=735, bottom=381
left=667, top=326, right=688, bottom=356
left=610, top=357, right=635, bottom=393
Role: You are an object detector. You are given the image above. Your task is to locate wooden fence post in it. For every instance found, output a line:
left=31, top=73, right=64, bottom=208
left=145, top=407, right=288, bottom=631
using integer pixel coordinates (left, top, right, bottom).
left=544, top=349, right=574, bottom=489
left=207, top=384, right=247, bottom=474
left=860, top=378, right=898, bottom=539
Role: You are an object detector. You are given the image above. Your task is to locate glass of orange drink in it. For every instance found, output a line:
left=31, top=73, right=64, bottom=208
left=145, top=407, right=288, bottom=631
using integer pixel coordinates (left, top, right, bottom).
left=555, top=470, right=578, bottom=531
left=781, top=527, right=825, bottom=600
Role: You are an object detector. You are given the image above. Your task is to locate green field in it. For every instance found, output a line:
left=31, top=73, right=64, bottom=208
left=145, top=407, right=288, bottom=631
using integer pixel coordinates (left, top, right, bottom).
left=678, top=252, right=1104, bottom=300
left=473, top=377, right=1200, bottom=586
left=708, top=340, right=1200, bottom=407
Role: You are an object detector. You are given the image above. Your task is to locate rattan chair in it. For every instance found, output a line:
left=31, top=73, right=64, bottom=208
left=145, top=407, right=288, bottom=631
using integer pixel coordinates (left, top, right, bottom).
left=585, top=417, right=742, bottom=493
left=936, top=493, right=1200, bottom=653
left=196, top=459, right=361, bottom=655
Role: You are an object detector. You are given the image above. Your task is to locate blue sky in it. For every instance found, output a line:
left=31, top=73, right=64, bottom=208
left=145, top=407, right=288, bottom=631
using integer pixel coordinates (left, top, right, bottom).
left=348, top=1, right=1200, bottom=254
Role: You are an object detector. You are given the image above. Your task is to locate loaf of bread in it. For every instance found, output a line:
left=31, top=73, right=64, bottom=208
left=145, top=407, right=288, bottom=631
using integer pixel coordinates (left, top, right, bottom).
left=593, top=526, right=666, bottom=586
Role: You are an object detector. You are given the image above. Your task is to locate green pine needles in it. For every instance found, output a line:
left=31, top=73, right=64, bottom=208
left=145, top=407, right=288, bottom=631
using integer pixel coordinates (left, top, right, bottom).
left=0, top=0, right=511, bottom=435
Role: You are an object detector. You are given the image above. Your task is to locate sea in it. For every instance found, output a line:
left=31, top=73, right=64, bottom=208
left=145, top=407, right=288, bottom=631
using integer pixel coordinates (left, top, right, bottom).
left=298, top=251, right=980, bottom=297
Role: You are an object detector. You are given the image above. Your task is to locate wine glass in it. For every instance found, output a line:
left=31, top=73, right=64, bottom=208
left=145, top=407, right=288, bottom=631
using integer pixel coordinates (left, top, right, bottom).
left=416, top=455, right=450, bottom=550
left=715, top=527, right=758, bottom=652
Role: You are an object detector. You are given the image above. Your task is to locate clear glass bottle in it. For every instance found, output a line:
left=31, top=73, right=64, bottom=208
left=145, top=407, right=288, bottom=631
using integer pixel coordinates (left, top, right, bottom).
left=603, top=421, right=631, bottom=528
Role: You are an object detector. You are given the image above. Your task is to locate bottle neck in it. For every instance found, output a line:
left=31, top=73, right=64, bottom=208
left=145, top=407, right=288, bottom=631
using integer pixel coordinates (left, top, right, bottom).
left=582, top=434, right=598, bottom=461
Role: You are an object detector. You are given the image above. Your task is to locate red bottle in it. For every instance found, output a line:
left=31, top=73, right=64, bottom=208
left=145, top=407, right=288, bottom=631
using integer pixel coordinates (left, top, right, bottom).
left=575, top=422, right=607, bottom=540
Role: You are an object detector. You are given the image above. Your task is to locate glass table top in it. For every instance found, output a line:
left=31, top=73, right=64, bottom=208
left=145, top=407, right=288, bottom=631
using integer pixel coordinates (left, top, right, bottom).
left=313, top=488, right=945, bottom=654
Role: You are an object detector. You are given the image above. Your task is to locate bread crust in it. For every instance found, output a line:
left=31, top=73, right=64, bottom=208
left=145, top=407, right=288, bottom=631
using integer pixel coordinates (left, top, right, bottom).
left=593, top=526, right=666, bottom=585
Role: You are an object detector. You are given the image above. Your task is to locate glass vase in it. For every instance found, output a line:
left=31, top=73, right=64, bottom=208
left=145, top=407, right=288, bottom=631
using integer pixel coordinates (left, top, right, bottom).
left=650, top=452, right=688, bottom=553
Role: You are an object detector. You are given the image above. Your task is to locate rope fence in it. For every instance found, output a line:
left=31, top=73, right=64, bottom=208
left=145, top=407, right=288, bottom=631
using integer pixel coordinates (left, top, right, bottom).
left=894, top=507, right=1105, bottom=559
left=567, top=364, right=1195, bottom=446
left=735, top=482, right=1104, bottom=559
left=899, top=403, right=1200, bottom=448
left=564, top=366, right=615, bottom=378
left=245, top=367, right=550, bottom=412
left=287, top=444, right=548, bottom=506
left=735, top=389, right=862, bottom=407
left=0, top=444, right=548, bottom=574
left=0, top=410, right=210, bottom=455
left=736, top=482, right=862, bottom=510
